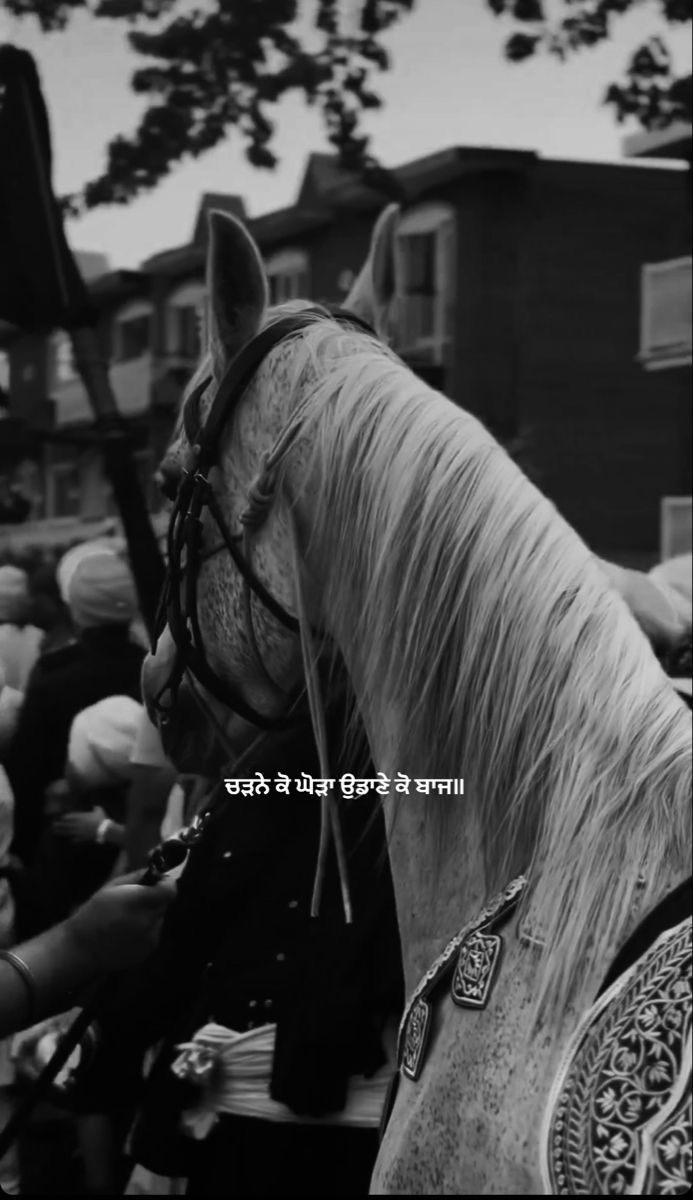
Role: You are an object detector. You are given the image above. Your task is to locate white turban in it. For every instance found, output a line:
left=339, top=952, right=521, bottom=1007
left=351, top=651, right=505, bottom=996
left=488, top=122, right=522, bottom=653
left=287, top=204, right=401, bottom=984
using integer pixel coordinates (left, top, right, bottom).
left=0, top=565, right=29, bottom=624
left=57, top=541, right=113, bottom=605
left=68, top=695, right=144, bottom=788
left=58, top=543, right=138, bottom=629
left=0, top=660, right=23, bottom=755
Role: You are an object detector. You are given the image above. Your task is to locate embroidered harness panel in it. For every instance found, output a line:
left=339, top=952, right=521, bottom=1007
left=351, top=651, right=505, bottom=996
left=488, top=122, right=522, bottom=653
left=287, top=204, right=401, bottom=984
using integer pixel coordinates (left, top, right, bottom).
left=397, top=877, right=527, bottom=1081
left=543, top=916, right=692, bottom=1196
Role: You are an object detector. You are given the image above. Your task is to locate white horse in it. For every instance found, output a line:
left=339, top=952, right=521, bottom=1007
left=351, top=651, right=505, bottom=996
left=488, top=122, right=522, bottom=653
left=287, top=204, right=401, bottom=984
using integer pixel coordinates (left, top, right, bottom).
left=144, top=209, right=691, bottom=1195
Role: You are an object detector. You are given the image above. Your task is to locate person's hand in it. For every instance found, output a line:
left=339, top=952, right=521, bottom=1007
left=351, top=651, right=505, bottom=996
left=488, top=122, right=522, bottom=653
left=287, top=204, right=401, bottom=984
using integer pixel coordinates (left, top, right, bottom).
left=63, top=873, right=177, bottom=972
left=601, top=558, right=691, bottom=648
left=53, top=807, right=107, bottom=843
left=44, top=779, right=73, bottom=819
left=620, top=567, right=691, bottom=648
left=45, top=779, right=70, bottom=803
left=11, top=1010, right=81, bottom=1083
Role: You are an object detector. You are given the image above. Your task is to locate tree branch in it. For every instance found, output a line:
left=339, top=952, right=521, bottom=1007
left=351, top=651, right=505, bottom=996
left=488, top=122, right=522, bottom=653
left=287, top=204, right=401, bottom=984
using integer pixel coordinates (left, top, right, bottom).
left=489, top=0, right=691, bottom=129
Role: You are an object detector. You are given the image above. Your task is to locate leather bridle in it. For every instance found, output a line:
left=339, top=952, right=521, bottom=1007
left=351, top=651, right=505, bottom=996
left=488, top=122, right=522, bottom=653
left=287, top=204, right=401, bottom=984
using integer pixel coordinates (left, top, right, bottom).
left=151, top=305, right=376, bottom=731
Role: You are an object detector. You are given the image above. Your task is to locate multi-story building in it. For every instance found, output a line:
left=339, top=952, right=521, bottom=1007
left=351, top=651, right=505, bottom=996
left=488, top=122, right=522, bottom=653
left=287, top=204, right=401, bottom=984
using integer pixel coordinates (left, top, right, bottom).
left=622, top=117, right=692, bottom=564
left=1, top=144, right=690, bottom=566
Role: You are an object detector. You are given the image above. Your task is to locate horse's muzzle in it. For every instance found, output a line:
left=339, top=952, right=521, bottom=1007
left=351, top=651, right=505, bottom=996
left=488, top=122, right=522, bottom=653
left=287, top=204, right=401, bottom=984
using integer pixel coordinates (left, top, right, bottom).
left=141, top=628, right=258, bottom=774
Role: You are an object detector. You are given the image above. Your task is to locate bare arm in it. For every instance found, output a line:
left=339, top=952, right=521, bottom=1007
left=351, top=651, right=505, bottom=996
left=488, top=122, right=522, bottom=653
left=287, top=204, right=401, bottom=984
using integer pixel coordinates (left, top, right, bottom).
left=0, top=921, right=94, bottom=1038
left=0, top=876, right=175, bottom=1040
left=598, top=557, right=691, bottom=646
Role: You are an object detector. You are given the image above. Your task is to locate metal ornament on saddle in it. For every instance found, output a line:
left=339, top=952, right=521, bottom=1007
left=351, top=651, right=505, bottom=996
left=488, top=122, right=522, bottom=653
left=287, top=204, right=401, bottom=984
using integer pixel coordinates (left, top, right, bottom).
left=388, top=873, right=692, bottom=1197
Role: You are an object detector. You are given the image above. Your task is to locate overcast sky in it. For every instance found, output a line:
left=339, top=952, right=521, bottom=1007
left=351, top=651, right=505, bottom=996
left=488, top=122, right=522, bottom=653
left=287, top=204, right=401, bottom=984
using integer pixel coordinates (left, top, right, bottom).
left=2, top=0, right=690, bottom=269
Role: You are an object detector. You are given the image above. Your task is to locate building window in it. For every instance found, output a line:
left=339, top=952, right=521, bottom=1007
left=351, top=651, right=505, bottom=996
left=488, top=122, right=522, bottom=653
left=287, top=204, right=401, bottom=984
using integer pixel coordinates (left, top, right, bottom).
left=113, top=301, right=153, bottom=363
left=169, top=306, right=201, bottom=359
left=51, top=463, right=82, bottom=518
left=106, top=450, right=160, bottom=515
left=266, top=248, right=309, bottom=306
left=401, top=234, right=437, bottom=296
left=117, top=317, right=151, bottom=362
left=166, top=281, right=207, bottom=361
left=395, top=203, right=456, bottom=365
left=639, top=257, right=692, bottom=371
left=660, top=496, right=692, bottom=560
left=51, top=332, right=76, bottom=387
left=0, top=350, right=10, bottom=395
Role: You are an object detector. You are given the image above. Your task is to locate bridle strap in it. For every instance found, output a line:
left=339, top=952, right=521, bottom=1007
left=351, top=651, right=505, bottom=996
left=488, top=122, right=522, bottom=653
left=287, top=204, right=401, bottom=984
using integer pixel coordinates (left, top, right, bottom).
left=153, top=305, right=376, bottom=731
left=198, top=309, right=329, bottom=466
left=205, top=487, right=299, bottom=632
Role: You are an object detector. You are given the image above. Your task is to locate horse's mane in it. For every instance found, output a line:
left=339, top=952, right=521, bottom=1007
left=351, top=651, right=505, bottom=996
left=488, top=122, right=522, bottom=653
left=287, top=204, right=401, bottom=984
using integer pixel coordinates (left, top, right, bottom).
left=271, top=315, right=691, bottom=1021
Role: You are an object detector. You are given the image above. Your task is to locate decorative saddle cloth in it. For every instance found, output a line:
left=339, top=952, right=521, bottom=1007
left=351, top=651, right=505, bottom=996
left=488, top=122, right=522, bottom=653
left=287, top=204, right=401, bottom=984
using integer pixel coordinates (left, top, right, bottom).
left=542, top=915, right=692, bottom=1196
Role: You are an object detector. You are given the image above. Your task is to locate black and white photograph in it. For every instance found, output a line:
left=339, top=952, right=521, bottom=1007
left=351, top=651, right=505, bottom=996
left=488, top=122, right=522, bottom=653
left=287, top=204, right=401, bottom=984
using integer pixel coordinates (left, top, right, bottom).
left=0, top=1, right=691, bottom=1194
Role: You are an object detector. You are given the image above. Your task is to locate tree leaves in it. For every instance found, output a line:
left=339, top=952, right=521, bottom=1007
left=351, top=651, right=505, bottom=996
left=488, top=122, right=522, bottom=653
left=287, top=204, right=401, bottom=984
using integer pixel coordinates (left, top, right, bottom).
left=3, top=0, right=87, bottom=31
left=660, top=0, right=692, bottom=21
left=603, top=34, right=691, bottom=127
left=505, top=32, right=542, bottom=60
left=5, top=0, right=691, bottom=215
left=94, top=0, right=177, bottom=18
left=495, top=0, right=691, bottom=131
left=511, top=0, right=543, bottom=20
left=42, top=0, right=415, bottom=212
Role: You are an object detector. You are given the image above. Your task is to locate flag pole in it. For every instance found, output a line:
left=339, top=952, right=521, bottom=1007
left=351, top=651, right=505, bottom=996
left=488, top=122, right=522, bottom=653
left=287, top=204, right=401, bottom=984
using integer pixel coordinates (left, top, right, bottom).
left=1, top=45, right=164, bottom=636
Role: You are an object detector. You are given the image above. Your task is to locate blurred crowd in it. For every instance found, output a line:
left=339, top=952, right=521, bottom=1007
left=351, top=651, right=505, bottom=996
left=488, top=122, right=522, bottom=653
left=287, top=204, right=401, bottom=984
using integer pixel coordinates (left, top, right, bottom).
left=0, top=539, right=179, bottom=1194
left=0, top=534, right=402, bottom=1199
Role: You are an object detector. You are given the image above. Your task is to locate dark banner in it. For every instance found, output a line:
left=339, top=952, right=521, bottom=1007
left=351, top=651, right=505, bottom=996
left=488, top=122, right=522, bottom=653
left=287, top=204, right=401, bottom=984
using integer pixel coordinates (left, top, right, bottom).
left=0, top=45, right=95, bottom=332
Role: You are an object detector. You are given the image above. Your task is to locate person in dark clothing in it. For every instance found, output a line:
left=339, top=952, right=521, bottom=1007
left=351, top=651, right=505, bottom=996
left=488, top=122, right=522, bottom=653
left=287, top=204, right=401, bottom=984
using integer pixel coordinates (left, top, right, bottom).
left=23, top=696, right=144, bottom=935
left=25, top=559, right=73, bottom=653
left=69, top=699, right=403, bottom=1198
left=5, top=543, right=143, bottom=877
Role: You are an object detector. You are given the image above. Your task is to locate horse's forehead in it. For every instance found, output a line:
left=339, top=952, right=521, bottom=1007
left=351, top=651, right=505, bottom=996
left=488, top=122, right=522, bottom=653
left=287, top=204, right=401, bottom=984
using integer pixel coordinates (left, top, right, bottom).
left=211, top=337, right=303, bottom=457
left=195, top=300, right=319, bottom=440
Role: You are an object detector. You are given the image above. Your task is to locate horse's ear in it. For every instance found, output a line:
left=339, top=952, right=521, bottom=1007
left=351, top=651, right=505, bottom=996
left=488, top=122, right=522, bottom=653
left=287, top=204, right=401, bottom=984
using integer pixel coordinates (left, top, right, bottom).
left=370, top=202, right=399, bottom=313
left=345, top=202, right=400, bottom=336
left=206, top=210, right=268, bottom=360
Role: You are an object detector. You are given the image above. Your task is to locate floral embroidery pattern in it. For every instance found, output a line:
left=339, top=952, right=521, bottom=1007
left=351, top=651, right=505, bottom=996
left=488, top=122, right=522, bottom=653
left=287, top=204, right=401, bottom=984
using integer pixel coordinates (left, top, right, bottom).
left=546, top=918, right=691, bottom=1195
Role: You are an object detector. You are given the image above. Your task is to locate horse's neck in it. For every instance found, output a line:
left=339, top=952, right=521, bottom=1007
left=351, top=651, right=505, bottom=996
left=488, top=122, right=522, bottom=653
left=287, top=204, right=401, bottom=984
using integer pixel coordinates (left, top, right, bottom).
left=365, top=701, right=689, bottom=1008
left=332, top=676, right=483, bottom=991
left=383, top=789, right=487, bottom=995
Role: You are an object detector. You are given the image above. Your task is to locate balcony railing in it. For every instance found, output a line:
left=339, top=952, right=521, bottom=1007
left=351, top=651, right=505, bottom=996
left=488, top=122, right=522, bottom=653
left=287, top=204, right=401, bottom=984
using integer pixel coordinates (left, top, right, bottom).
left=639, top=257, right=692, bottom=371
